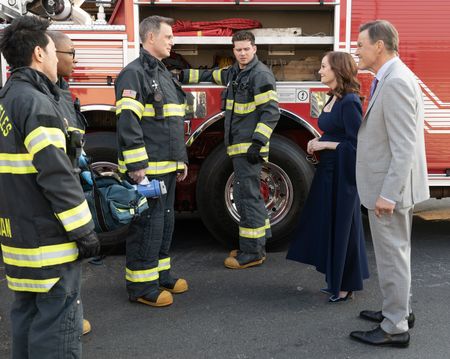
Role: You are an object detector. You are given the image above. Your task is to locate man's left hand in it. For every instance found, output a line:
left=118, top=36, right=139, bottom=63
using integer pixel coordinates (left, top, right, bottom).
left=177, top=164, right=188, bottom=182
left=374, top=196, right=395, bottom=218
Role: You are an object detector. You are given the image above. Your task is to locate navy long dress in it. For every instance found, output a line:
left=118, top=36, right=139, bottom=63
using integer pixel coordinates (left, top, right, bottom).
left=286, top=92, right=369, bottom=297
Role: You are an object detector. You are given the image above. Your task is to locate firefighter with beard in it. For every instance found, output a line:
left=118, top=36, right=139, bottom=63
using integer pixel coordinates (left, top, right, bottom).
left=115, top=16, right=188, bottom=307
left=0, top=17, right=99, bottom=359
left=181, top=30, right=280, bottom=269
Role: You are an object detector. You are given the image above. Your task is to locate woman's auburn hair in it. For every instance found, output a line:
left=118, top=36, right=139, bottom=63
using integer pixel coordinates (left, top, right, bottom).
left=324, top=51, right=361, bottom=99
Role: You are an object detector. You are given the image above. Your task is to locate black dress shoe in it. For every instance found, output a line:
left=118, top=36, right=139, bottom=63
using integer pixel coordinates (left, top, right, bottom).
left=360, top=310, right=415, bottom=329
left=350, top=326, right=410, bottom=348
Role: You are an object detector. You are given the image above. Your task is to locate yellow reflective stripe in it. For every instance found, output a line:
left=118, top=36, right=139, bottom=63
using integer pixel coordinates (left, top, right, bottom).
left=158, top=257, right=171, bottom=271
left=116, top=98, right=144, bottom=119
left=226, top=99, right=257, bottom=113
left=118, top=160, right=183, bottom=175
left=176, top=162, right=186, bottom=171
left=118, top=159, right=127, bottom=174
left=1, top=242, right=78, bottom=268
left=239, top=225, right=266, bottom=239
left=126, top=267, right=159, bottom=282
left=122, top=146, right=148, bottom=165
left=226, top=99, right=234, bottom=110
left=56, top=200, right=92, bottom=232
left=67, top=127, right=85, bottom=134
left=188, top=69, right=199, bottom=83
left=254, top=90, right=279, bottom=106
left=212, top=69, right=223, bottom=85
left=255, top=123, right=273, bottom=139
left=6, top=275, right=59, bottom=293
left=143, top=104, right=155, bottom=117
left=227, top=143, right=270, bottom=156
left=234, top=101, right=256, bottom=115
left=24, top=127, right=66, bottom=155
left=143, top=104, right=186, bottom=118
left=145, top=161, right=179, bottom=175
left=265, top=218, right=271, bottom=230
left=163, top=103, right=186, bottom=117
left=227, top=142, right=251, bottom=156
left=0, top=153, right=37, bottom=174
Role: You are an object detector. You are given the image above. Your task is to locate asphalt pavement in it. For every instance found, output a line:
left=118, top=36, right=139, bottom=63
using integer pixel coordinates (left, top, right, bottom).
left=1, top=199, right=450, bottom=359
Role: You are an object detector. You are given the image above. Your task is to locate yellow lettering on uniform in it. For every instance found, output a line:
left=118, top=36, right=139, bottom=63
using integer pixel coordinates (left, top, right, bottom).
left=0, top=105, right=12, bottom=137
left=0, top=217, right=12, bottom=238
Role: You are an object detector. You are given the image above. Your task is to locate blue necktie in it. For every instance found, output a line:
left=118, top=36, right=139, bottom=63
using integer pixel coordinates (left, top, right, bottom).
left=369, top=77, right=379, bottom=100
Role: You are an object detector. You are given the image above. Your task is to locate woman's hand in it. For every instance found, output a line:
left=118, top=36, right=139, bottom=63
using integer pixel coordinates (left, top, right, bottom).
left=307, top=138, right=339, bottom=154
left=307, top=138, right=326, bottom=154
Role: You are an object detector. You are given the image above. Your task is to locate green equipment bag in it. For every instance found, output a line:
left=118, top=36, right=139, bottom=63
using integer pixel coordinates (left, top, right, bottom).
left=84, top=172, right=148, bottom=233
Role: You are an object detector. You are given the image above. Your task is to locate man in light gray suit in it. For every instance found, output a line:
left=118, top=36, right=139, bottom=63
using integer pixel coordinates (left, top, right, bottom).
left=350, top=20, right=429, bottom=348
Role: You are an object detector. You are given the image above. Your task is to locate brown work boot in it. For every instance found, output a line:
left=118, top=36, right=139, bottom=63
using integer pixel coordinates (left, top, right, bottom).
left=82, top=319, right=91, bottom=335
left=224, top=252, right=264, bottom=269
left=161, top=278, right=188, bottom=294
left=229, top=249, right=266, bottom=261
left=159, top=270, right=188, bottom=294
left=129, top=290, right=173, bottom=307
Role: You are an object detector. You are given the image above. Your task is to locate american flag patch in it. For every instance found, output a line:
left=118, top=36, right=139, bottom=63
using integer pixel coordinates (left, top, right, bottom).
left=122, top=89, right=137, bottom=99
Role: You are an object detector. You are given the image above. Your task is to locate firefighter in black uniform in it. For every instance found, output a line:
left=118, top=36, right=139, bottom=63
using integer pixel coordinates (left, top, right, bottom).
left=181, top=30, right=280, bottom=269
left=115, top=15, right=188, bottom=307
left=0, top=17, right=100, bottom=359
left=48, top=30, right=92, bottom=336
left=48, top=31, right=87, bottom=138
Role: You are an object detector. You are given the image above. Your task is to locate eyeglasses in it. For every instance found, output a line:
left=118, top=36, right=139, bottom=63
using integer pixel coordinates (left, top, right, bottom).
left=56, top=49, right=76, bottom=59
left=305, top=154, right=319, bottom=165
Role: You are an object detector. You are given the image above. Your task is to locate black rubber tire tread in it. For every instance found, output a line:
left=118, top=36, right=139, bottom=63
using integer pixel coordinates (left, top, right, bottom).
left=84, top=131, right=117, bottom=164
left=196, top=134, right=314, bottom=250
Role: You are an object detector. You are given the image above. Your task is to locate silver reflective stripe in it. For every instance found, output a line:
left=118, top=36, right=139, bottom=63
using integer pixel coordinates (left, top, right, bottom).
left=1, top=243, right=78, bottom=268
left=0, top=153, right=37, bottom=174
left=145, top=161, right=179, bottom=175
left=6, top=275, right=59, bottom=293
left=56, top=200, right=92, bottom=232
left=158, top=257, right=171, bottom=271
left=126, top=267, right=159, bottom=283
left=24, top=127, right=66, bottom=155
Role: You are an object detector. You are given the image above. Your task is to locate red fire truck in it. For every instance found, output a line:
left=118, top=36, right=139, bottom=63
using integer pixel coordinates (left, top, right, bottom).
left=1, top=0, right=449, bottom=248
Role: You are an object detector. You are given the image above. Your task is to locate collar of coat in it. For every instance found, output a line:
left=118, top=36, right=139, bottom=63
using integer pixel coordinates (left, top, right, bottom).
left=232, top=55, right=259, bottom=76
left=139, top=48, right=166, bottom=72
left=56, top=76, right=70, bottom=90
left=1, top=67, right=60, bottom=101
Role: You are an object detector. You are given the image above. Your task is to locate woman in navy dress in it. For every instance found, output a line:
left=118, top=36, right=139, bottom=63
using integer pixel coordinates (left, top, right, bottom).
left=287, top=51, right=369, bottom=302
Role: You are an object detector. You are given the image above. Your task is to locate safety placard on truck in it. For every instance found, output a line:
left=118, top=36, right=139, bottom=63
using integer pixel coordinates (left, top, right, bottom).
left=276, top=87, right=310, bottom=104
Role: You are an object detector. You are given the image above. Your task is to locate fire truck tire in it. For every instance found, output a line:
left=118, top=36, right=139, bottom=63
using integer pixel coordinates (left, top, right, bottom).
left=83, top=131, right=118, bottom=164
left=196, top=134, right=314, bottom=250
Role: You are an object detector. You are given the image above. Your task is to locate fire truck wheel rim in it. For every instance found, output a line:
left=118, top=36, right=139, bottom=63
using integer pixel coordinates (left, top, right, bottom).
left=224, top=162, right=294, bottom=226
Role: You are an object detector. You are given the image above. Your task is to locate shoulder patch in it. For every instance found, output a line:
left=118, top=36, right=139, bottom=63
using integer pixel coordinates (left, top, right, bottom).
left=122, top=89, right=137, bottom=99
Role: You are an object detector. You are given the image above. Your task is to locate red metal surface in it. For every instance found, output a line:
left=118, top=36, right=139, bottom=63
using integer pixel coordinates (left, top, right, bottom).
left=352, top=0, right=450, bottom=102
left=68, top=0, right=450, bottom=178
left=351, top=0, right=450, bottom=174
left=153, top=0, right=336, bottom=3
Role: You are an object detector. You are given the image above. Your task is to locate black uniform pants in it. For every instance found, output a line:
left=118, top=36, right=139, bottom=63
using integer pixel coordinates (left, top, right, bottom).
left=126, top=172, right=177, bottom=297
left=11, top=263, right=82, bottom=359
left=232, top=156, right=269, bottom=256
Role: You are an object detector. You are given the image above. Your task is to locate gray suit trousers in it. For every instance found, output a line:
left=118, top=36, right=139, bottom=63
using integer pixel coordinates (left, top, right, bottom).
left=368, top=206, right=413, bottom=334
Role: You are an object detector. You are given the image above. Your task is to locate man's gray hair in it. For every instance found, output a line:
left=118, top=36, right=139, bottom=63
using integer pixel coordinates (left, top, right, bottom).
left=139, top=15, right=174, bottom=43
left=359, top=20, right=399, bottom=54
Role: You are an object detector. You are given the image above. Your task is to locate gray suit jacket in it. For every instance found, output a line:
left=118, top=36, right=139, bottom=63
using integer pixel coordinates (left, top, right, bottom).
left=356, top=59, right=429, bottom=209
